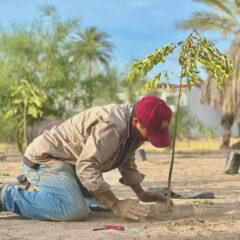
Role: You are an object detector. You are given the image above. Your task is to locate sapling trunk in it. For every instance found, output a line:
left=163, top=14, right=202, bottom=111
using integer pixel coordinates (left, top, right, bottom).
left=166, top=75, right=183, bottom=209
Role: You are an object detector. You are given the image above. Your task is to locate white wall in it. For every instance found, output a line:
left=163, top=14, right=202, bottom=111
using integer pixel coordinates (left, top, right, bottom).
left=185, top=87, right=238, bottom=137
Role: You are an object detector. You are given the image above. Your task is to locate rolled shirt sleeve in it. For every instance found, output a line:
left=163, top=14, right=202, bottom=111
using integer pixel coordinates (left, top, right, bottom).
left=118, top=154, right=145, bottom=186
left=76, top=121, right=121, bottom=192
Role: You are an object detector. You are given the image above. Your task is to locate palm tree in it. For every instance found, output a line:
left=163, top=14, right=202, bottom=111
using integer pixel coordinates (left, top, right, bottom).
left=70, top=27, right=114, bottom=108
left=177, top=0, right=240, bottom=148
left=71, top=27, right=114, bottom=78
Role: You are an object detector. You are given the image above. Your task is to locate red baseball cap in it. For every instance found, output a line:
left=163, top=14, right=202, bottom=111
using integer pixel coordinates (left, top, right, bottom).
left=135, top=96, right=172, bottom=148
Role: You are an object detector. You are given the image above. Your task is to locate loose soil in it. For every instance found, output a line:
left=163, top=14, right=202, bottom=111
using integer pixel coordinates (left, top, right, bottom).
left=0, top=149, right=240, bottom=240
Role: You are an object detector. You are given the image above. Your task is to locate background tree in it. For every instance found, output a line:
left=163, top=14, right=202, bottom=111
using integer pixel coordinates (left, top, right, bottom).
left=4, top=80, right=47, bottom=153
left=80, top=69, right=122, bottom=109
left=0, top=5, right=82, bottom=144
left=120, top=75, right=147, bottom=104
left=0, top=5, right=122, bottom=146
left=177, top=0, right=240, bottom=148
left=71, top=27, right=114, bottom=77
left=69, top=27, right=115, bottom=108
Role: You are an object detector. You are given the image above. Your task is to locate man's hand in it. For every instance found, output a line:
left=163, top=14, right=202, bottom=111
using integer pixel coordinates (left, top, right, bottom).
left=92, top=189, right=150, bottom=220
left=111, top=198, right=150, bottom=220
left=138, top=191, right=174, bottom=207
left=138, top=191, right=168, bottom=203
left=130, top=184, right=174, bottom=205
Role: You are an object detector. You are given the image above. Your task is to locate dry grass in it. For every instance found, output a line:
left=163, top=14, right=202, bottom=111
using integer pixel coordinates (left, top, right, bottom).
left=0, top=143, right=17, bottom=154
left=0, top=137, right=240, bottom=155
left=142, top=137, right=240, bottom=152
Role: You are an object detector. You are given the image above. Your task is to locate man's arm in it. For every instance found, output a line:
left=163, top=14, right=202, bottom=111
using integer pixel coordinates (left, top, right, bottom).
left=130, top=183, right=169, bottom=204
left=92, top=189, right=149, bottom=220
left=118, top=155, right=171, bottom=204
left=76, top=122, right=149, bottom=219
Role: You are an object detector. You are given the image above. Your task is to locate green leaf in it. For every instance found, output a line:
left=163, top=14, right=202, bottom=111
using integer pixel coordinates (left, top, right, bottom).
left=4, top=109, right=16, bottom=120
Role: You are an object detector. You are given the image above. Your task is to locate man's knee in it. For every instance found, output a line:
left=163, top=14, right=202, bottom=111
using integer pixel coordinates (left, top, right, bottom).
left=61, top=203, right=89, bottom=221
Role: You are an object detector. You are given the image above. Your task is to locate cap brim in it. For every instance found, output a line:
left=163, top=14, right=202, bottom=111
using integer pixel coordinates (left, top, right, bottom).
left=147, top=128, right=171, bottom=148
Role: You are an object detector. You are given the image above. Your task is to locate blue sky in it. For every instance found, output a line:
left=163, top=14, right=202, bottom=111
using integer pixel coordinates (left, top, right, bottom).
left=0, top=0, right=232, bottom=80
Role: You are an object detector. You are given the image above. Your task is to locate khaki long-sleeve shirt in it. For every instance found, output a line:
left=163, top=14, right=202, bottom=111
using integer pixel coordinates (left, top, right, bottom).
left=24, top=104, right=145, bottom=192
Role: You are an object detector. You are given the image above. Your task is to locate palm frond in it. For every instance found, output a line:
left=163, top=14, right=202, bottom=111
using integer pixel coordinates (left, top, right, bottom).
left=200, top=35, right=240, bottom=120
left=221, top=26, right=234, bottom=39
left=177, top=11, right=237, bottom=35
left=193, top=0, right=234, bottom=17
left=70, top=26, right=114, bottom=75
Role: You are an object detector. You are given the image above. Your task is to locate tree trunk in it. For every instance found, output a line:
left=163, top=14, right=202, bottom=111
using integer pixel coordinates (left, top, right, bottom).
left=238, top=122, right=240, bottom=137
left=220, top=113, right=234, bottom=149
left=23, top=99, right=28, bottom=151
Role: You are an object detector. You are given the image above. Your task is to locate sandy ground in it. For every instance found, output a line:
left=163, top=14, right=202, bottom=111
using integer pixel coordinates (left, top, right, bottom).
left=0, top=149, right=240, bottom=240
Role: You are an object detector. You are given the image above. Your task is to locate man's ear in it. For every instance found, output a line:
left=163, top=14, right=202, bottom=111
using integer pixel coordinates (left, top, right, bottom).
left=132, top=117, right=139, bottom=127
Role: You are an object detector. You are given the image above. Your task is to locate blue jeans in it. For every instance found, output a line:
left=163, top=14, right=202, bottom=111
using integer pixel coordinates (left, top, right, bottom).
left=1, top=161, right=107, bottom=221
